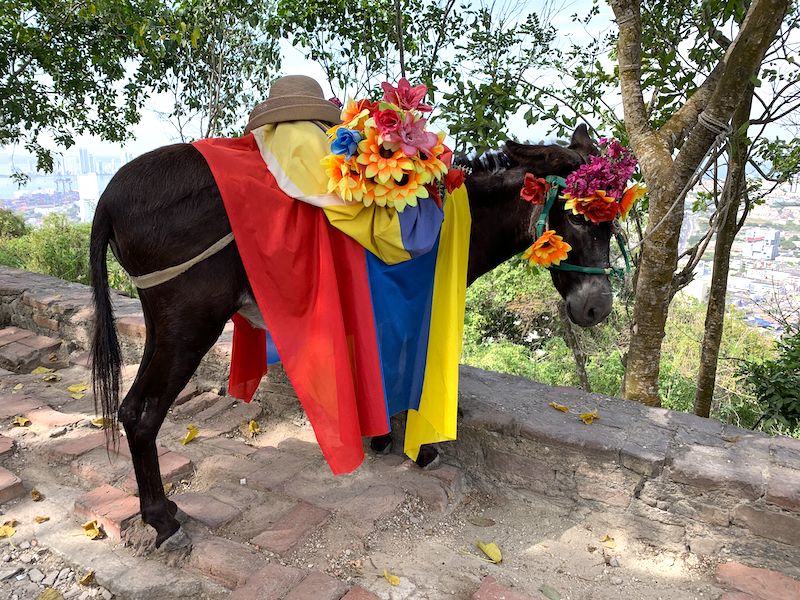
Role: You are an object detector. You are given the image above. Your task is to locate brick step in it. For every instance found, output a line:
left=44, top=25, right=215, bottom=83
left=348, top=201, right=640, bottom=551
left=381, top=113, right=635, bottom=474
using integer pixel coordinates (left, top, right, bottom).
left=0, top=326, right=62, bottom=372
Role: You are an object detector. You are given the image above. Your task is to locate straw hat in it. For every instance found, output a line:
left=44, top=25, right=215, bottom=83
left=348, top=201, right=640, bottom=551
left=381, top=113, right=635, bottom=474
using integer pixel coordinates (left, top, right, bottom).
left=244, top=75, right=343, bottom=133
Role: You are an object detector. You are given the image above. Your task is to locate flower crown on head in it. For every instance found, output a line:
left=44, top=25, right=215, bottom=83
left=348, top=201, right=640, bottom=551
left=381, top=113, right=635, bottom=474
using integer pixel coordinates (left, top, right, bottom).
left=322, top=78, right=464, bottom=212
left=520, top=138, right=645, bottom=268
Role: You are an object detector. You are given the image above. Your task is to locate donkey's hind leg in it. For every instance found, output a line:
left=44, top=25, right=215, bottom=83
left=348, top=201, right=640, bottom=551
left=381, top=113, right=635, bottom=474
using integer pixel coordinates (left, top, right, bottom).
left=118, top=295, right=229, bottom=549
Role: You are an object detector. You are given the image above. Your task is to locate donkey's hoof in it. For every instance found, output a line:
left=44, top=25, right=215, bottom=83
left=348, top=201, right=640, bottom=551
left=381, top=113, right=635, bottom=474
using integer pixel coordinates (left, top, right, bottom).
left=414, top=446, right=441, bottom=470
left=370, top=435, right=393, bottom=455
left=159, top=526, right=192, bottom=552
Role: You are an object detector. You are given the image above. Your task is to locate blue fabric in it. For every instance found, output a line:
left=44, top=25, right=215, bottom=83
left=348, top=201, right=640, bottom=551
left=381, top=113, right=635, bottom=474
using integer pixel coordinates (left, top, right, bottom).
left=397, top=198, right=444, bottom=258
left=365, top=239, right=440, bottom=416
left=266, top=329, right=281, bottom=365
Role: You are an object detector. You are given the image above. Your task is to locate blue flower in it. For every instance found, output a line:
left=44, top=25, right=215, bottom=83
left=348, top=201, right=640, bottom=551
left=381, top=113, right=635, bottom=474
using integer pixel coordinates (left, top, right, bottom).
left=331, top=128, right=362, bottom=160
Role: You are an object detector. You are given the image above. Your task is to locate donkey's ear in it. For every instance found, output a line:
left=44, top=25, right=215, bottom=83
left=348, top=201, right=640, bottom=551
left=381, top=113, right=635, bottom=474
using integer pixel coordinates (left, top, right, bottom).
left=569, top=124, right=597, bottom=156
left=503, top=140, right=547, bottom=163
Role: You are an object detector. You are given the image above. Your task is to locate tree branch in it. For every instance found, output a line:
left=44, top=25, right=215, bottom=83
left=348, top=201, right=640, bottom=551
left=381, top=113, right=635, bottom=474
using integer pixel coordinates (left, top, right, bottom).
left=608, top=0, right=650, bottom=137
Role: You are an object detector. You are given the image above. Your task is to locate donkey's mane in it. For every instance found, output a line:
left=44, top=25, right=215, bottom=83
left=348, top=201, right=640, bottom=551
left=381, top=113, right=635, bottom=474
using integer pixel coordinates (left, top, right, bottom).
left=454, top=149, right=517, bottom=174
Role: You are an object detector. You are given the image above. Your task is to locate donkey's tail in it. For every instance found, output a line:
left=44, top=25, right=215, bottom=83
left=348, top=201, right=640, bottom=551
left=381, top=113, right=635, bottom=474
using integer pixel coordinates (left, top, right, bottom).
left=89, top=202, right=122, bottom=444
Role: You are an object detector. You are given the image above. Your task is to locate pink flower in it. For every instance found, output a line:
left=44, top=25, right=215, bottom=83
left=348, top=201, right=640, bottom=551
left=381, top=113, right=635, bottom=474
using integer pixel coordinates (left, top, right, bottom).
left=374, top=109, right=402, bottom=137
left=381, top=78, right=433, bottom=112
left=382, top=113, right=438, bottom=156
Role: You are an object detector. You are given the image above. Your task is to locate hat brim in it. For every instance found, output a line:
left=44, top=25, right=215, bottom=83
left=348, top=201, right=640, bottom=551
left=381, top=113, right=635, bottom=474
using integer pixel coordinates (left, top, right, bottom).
left=245, top=99, right=342, bottom=134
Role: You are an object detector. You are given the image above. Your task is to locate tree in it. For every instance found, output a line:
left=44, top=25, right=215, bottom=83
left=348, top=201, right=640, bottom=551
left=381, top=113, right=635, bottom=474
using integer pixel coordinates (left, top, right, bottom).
left=0, top=0, right=197, bottom=178
left=609, top=0, right=790, bottom=406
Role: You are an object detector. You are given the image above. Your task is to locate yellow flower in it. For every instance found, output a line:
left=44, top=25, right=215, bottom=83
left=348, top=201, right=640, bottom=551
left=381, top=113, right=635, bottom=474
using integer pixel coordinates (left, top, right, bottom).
left=321, top=153, right=365, bottom=202
left=356, top=126, right=413, bottom=185
left=374, top=168, right=429, bottom=212
left=619, top=183, right=646, bottom=220
left=523, top=230, right=572, bottom=267
left=413, top=133, right=448, bottom=184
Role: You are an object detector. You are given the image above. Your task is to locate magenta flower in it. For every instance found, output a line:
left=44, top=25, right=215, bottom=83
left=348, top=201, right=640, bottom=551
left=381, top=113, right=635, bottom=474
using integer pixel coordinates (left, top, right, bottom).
left=373, top=109, right=402, bottom=137
left=382, top=113, right=438, bottom=156
left=381, top=78, right=433, bottom=112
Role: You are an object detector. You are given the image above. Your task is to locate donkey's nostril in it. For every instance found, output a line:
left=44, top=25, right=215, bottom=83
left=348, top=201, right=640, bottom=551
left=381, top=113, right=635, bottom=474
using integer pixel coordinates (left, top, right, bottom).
left=587, top=306, right=596, bottom=321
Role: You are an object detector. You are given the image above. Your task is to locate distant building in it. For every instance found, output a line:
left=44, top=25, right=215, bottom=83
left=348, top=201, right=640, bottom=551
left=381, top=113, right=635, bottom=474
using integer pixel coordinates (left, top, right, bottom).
left=77, top=173, right=99, bottom=223
left=742, top=227, right=780, bottom=260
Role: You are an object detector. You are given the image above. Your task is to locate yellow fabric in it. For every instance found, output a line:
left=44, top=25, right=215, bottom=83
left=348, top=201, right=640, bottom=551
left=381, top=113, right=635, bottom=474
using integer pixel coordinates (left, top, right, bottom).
left=404, top=184, right=471, bottom=460
left=253, top=122, right=413, bottom=264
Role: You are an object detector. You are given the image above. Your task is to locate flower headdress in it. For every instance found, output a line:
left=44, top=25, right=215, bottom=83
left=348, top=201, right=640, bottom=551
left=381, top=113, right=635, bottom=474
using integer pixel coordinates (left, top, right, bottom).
left=322, top=78, right=464, bottom=212
left=522, top=138, right=645, bottom=268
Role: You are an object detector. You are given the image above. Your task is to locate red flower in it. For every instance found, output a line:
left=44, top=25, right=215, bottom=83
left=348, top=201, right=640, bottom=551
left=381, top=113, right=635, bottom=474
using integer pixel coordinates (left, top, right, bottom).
left=520, top=173, right=550, bottom=205
left=564, top=190, right=620, bottom=224
left=444, top=168, right=465, bottom=193
left=356, top=98, right=379, bottom=115
left=374, top=109, right=402, bottom=137
left=426, top=183, right=443, bottom=208
left=439, top=144, right=453, bottom=169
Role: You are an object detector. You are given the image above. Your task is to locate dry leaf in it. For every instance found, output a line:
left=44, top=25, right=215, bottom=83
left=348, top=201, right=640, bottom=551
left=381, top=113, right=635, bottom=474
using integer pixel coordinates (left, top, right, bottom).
left=36, top=588, right=64, bottom=600
left=163, top=482, right=173, bottom=494
left=247, top=420, right=260, bottom=437
left=467, top=516, right=496, bottom=527
left=82, top=520, right=105, bottom=540
left=476, top=541, right=503, bottom=563
left=181, top=424, right=199, bottom=445
left=90, top=417, right=109, bottom=428
left=12, top=415, right=31, bottom=427
left=600, top=534, right=616, bottom=549
left=383, top=569, right=400, bottom=586
left=13, top=383, right=23, bottom=391
left=42, top=373, right=62, bottom=382
left=31, top=366, right=54, bottom=375
left=78, top=571, right=95, bottom=586
left=67, top=384, right=89, bottom=394
left=71, top=393, right=85, bottom=400
left=579, top=410, right=600, bottom=425
left=4, top=519, right=17, bottom=527
left=539, top=584, right=562, bottom=600
left=34, top=516, right=50, bottom=524
left=548, top=401, right=569, bottom=413
left=0, top=524, right=15, bottom=538
left=31, top=489, right=43, bottom=502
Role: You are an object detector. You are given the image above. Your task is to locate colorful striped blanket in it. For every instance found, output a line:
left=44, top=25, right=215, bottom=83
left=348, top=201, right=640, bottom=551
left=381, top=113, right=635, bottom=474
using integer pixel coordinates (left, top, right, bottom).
left=193, top=123, right=470, bottom=474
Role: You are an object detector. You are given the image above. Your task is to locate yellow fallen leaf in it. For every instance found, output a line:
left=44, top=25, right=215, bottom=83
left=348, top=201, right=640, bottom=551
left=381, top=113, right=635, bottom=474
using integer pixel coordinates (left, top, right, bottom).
left=476, top=541, right=503, bottom=563
left=163, top=482, right=173, bottom=494
left=13, top=383, right=23, bottom=390
left=383, top=568, right=400, bottom=586
left=4, top=519, right=17, bottom=527
left=600, top=534, right=616, bottom=549
left=181, top=424, right=199, bottom=445
left=548, top=401, right=569, bottom=413
left=71, top=393, right=85, bottom=400
left=81, top=520, right=105, bottom=540
left=34, top=516, right=50, bottom=524
left=248, top=420, right=260, bottom=437
left=36, top=588, right=64, bottom=600
left=90, top=417, right=109, bottom=428
left=42, top=373, right=62, bottom=382
left=0, top=524, right=15, bottom=538
left=12, top=415, right=30, bottom=426
left=31, top=489, right=43, bottom=501
left=31, top=366, right=54, bottom=375
left=79, top=571, right=94, bottom=586
left=67, top=384, right=89, bottom=394
left=579, top=410, right=600, bottom=424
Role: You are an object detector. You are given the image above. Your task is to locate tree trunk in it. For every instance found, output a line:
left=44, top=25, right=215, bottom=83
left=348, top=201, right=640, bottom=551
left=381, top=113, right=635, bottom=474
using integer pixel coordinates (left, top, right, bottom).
left=559, top=301, right=591, bottom=391
left=694, top=88, right=754, bottom=418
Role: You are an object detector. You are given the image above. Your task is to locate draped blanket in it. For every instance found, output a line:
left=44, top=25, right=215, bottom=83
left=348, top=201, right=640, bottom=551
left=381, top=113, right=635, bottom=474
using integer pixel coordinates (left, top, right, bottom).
left=193, top=126, right=470, bottom=474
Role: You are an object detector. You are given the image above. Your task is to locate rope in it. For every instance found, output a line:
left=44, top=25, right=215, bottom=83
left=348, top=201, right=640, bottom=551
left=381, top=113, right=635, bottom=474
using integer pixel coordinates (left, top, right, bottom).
left=698, top=111, right=731, bottom=136
left=128, top=232, right=235, bottom=289
left=616, top=11, right=637, bottom=26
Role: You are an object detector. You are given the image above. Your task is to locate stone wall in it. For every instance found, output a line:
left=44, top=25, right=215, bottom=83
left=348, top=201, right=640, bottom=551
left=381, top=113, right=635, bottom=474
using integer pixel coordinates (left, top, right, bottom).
left=0, top=266, right=797, bottom=575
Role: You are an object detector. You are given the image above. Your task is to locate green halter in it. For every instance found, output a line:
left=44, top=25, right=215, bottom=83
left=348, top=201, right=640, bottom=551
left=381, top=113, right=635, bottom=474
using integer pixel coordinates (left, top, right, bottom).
left=535, top=176, right=631, bottom=279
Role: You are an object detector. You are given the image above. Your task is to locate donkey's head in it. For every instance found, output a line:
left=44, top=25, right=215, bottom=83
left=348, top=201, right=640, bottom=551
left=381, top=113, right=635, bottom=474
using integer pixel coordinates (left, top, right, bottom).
left=503, top=125, right=614, bottom=327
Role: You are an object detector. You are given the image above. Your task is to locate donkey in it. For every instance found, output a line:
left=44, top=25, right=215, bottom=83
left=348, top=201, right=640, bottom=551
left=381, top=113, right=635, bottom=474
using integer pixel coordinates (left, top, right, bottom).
left=90, top=124, right=614, bottom=550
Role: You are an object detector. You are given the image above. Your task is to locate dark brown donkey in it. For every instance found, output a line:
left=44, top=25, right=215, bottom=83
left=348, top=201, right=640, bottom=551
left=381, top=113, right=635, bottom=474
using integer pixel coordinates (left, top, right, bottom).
left=90, top=124, right=614, bottom=550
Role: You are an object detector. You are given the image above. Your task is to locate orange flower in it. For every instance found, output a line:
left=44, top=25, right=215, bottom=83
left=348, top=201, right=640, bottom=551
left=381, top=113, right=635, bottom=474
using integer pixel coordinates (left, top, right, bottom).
left=619, top=183, right=646, bottom=220
left=374, top=168, right=429, bottom=212
left=520, top=173, right=550, bottom=205
left=563, top=190, right=620, bottom=224
left=340, top=98, right=378, bottom=128
left=356, top=126, right=414, bottom=184
left=321, top=153, right=365, bottom=202
left=523, top=230, right=572, bottom=267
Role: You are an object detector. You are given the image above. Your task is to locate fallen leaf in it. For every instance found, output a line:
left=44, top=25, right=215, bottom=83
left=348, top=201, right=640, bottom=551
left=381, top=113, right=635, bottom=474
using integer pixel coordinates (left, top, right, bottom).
left=4, top=519, right=17, bottom=527
left=13, top=383, right=23, bottom=391
left=181, top=424, right=199, bottom=445
left=34, top=516, right=50, bottom=524
left=163, top=482, right=173, bottom=494
left=79, top=571, right=94, bottom=586
left=0, top=524, right=15, bottom=538
left=12, top=415, right=31, bottom=427
left=467, top=516, right=496, bottom=527
left=579, top=410, right=600, bottom=425
left=247, top=420, right=260, bottom=437
left=42, top=373, right=62, bottom=382
left=600, top=534, right=616, bottom=549
left=67, top=384, right=89, bottom=394
left=31, top=489, right=43, bottom=501
left=548, top=401, right=569, bottom=413
left=82, top=520, right=105, bottom=540
left=31, top=366, right=54, bottom=375
left=539, top=584, right=562, bottom=600
left=383, top=568, right=400, bottom=586
left=476, top=541, right=502, bottom=564
left=90, top=417, right=110, bottom=428
left=36, top=588, right=64, bottom=600
left=71, top=393, right=85, bottom=400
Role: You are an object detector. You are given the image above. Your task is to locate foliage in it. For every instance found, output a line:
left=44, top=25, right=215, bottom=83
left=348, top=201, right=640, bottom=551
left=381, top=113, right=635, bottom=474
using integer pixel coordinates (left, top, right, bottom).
left=0, top=214, right=136, bottom=297
left=0, top=209, right=27, bottom=239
